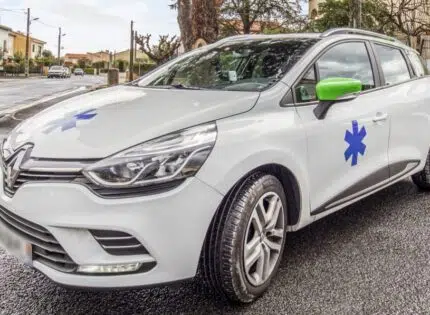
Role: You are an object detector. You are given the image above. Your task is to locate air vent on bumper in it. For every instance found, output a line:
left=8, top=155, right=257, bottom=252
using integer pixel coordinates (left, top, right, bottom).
left=90, top=229, right=149, bottom=256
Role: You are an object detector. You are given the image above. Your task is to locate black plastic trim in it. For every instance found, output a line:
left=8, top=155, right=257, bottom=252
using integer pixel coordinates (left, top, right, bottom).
left=311, top=160, right=420, bottom=216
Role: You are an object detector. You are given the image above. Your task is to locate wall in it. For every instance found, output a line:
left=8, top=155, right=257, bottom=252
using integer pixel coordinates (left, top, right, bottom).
left=309, top=0, right=324, bottom=18
left=31, top=42, right=43, bottom=59
left=114, top=50, right=151, bottom=63
left=0, top=29, right=9, bottom=58
left=12, top=32, right=26, bottom=57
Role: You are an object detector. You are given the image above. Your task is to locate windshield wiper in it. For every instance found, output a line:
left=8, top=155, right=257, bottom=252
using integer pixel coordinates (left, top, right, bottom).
left=135, top=84, right=205, bottom=90
left=168, top=84, right=203, bottom=90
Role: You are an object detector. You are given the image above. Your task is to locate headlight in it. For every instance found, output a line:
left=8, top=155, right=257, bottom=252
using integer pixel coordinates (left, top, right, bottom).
left=83, top=122, right=217, bottom=188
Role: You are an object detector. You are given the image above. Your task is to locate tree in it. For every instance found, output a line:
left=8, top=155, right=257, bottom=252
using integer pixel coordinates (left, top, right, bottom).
left=170, top=0, right=193, bottom=51
left=219, top=0, right=303, bottom=35
left=42, top=50, right=54, bottom=58
left=310, top=0, right=395, bottom=35
left=38, top=50, right=56, bottom=67
left=191, top=0, right=219, bottom=46
left=136, top=34, right=181, bottom=64
left=374, top=0, right=430, bottom=47
left=170, top=0, right=219, bottom=52
left=13, top=52, right=24, bottom=64
left=77, top=58, right=89, bottom=69
left=114, top=59, right=128, bottom=72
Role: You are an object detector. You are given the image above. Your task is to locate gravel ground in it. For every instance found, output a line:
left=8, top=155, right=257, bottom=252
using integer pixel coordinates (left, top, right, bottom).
left=0, top=178, right=429, bottom=314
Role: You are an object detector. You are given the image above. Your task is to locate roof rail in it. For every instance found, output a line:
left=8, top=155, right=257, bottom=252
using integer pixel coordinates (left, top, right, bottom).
left=321, top=28, right=400, bottom=43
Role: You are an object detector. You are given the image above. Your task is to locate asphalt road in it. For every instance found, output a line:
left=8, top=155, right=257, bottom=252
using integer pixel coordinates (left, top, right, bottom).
left=0, top=178, right=429, bottom=314
left=0, top=75, right=104, bottom=112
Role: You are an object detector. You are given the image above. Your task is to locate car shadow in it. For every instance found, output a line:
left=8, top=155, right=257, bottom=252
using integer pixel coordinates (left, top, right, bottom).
left=3, top=179, right=426, bottom=314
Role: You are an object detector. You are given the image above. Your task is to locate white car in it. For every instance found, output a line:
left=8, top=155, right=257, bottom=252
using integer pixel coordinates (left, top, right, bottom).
left=47, top=65, right=65, bottom=78
left=1, top=28, right=430, bottom=303
left=63, top=67, right=71, bottom=78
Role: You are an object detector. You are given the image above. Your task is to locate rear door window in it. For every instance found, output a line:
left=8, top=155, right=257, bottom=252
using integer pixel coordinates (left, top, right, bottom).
left=374, top=44, right=411, bottom=85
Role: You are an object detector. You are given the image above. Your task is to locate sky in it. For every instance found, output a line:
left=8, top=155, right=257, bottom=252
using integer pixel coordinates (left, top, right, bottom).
left=0, top=0, right=179, bottom=54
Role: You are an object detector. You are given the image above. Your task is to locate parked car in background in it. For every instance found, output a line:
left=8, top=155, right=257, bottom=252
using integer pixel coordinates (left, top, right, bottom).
left=47, top=66, right=65, bottom=78
left=63, top=67, right=71, bottom=78
left=74, top=68, right=84, bottom=76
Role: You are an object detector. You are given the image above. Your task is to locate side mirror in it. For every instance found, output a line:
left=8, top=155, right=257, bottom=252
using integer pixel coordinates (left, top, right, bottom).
left=313, top=78, right=362, bottom=120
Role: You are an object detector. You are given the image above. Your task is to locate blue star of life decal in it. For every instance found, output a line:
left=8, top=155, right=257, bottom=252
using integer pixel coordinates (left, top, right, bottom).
left=43, top=109, right=97, bottom=134
left=344, top=120, right=367, bottom=166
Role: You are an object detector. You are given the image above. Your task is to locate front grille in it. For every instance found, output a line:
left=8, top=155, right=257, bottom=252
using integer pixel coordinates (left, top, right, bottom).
left=90, top=229, right=149, bottom=256
left=3, top=171, right=79, bottom=197
left=0, top=205, right=77, bottom=273
left=3, top=169, right=185, bottom=198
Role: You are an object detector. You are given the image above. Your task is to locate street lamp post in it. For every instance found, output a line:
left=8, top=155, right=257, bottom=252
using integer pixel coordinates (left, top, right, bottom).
left=25, top=8, right=39, bottom=77
left=57, top=27, right=66, bottom=65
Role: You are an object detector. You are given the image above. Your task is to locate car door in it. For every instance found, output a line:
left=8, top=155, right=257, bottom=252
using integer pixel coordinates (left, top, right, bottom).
left=294, top=41, right=391, bottom=215
left=372, top=44, right=430, bottom=179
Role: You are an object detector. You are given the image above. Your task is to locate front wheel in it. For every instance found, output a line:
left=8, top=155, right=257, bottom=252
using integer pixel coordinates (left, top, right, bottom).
left=201, top=173, right=287, bottom=303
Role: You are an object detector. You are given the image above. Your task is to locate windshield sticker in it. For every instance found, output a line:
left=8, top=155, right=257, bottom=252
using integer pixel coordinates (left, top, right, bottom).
left=344, top=120, right=367, bottom=166
left=43, top=109, right=97, bottom=134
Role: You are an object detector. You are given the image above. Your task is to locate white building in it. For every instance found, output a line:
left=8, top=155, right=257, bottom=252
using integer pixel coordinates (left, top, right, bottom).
left=0, top=25, right=14, bottom=68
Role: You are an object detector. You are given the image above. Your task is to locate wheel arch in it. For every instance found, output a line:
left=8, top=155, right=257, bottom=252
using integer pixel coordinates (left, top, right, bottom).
left=212, top=163, right=302, bottom=229
left=197, top=163, right=302, bottom=286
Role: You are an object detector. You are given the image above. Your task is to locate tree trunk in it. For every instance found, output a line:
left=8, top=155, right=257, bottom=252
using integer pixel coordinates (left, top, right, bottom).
left=192, top=0, right=219, bottom=45
left=177, top=0, right=193, bottom=52
left=242, top=0, right=252, bottom=34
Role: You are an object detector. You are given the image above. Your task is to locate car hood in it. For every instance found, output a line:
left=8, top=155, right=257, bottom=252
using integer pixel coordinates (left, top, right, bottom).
left=6, top=85, right=260, bottom=159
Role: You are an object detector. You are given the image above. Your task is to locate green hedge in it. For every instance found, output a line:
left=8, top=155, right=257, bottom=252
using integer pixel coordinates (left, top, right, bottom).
left=133, top=63, right=156, bottom=76
left=84, top=68, right=95, bottom=75
left=3, top=63, right=42, bottom=74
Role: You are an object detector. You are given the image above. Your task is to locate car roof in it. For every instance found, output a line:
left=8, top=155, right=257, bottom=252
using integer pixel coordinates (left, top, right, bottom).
left=219, top=28, right=415, bottom=53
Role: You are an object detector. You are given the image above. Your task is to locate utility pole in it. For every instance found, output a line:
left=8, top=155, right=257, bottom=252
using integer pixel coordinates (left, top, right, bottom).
left=57, top=27, right=61, bottom=65
left=134, top=30, right=137, bottom=62
left=25, top=8, right=30, bottom=77
left=351, top=0, right=362, bottom=29
left=57, top=27, right=66, bottom=65
left=129, top=20, right=134, bottom=82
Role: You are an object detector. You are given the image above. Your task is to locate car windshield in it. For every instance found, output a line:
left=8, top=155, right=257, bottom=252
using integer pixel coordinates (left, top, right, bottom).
left=137, top=38, right=319, bottom=92
left=50, top=66, right=63, bottom=70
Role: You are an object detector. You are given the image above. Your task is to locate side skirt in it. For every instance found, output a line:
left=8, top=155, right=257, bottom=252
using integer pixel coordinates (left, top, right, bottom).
left=311, top=160, right=420, bottom=216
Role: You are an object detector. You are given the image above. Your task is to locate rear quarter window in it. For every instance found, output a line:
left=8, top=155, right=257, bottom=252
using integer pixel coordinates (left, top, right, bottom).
left=407, top=51, right=429, bottom=77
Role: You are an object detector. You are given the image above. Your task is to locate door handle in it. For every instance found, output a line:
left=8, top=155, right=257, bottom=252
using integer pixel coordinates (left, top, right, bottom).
left=372, top=112, right=388, bottom=122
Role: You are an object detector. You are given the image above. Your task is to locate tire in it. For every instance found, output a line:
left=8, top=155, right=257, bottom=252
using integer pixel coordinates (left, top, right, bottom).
left=201, top=173, right=287, bottom=303
left=412, top=150, right=430, bottom=190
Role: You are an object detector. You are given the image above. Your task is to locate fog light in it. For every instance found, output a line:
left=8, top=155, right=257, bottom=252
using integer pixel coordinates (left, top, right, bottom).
left=77, top=262, right=142, bottom=274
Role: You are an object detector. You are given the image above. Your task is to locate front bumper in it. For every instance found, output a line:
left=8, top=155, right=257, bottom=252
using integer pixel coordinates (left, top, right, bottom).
left=0, top=175, right=223, bottom=288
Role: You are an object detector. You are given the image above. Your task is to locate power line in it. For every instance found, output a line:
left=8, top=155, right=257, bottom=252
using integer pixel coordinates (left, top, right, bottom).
left=34, top=20, right=57, bottom=29
left=0, top=8, right=26, bottom=14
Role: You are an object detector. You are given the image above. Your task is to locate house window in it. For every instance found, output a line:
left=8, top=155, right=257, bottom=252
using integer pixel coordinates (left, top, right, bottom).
left=32, top=44, right=35, bottom=53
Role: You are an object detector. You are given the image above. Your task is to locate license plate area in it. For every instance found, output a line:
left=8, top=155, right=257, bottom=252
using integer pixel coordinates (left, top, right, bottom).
left=0, top=220, right=32, bottom=266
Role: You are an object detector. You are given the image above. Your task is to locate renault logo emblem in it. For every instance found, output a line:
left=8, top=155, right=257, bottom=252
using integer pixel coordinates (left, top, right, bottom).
left=1, top=144, right=33, bottom=191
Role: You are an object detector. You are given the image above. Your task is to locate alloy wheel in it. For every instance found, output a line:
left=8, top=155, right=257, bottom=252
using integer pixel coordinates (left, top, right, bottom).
left=243, top=192, right=285, bottom=287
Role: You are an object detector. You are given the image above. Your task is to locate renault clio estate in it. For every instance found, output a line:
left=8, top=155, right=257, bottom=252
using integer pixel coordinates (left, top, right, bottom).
left=1, top=28, right=430, bottom=303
